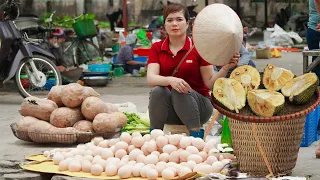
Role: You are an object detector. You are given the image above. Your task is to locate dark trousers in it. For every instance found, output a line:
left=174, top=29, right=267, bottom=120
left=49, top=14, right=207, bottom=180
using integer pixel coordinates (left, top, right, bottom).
left=307, top=28, right=320, bottom=131
left=306, top=28, right=320, bottom=79
left=148, top=86, right=213, bottom=130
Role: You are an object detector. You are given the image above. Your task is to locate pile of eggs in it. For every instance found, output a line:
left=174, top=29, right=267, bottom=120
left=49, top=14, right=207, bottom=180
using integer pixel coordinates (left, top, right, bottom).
left=44, top=130, right=235, bottom=179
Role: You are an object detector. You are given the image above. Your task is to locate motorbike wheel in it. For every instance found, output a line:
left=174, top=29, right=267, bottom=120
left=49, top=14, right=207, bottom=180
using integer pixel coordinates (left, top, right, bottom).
left=76, top=40, right=102, bottom=65
left=14, top=55, right=62, bottom=98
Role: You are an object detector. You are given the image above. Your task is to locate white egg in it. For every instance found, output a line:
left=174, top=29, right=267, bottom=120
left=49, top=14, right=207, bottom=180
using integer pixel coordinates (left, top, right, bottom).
left=146, top=168, right=158, bottom=180
left=129, top=149, right=143, bottom=161
left=162, top=168, right=175, bottom=179
left=162, top=144, right=178, bottom=154
left=150, top=129, right=164, bottom=139
left=118, top=165, right=133, bottom=178
left=105, top=164, right=118, bottom=176
left=53, top=153, right=64, bottom=165
left=156, top=136, right=168, bottom=148
left=179, top=167, right=192, bottom=177
left=144, top=154, right=159, bottom=165
left=120, top=132, right=132, bottom=144
left=91, top=164, right=103, bottom=176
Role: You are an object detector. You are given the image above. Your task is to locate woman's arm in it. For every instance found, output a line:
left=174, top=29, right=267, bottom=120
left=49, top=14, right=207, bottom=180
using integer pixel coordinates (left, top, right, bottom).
left=147, top=63, right=172, bottom=87
left=201, top=53, right=240, bottom=89
left=200, top=65, right=230, bottom=89
left=147, top=63, right=191, bottom=93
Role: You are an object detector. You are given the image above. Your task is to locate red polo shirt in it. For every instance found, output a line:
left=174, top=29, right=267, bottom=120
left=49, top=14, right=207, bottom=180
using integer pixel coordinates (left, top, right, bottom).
left=148, top=36, right=211, bottom=97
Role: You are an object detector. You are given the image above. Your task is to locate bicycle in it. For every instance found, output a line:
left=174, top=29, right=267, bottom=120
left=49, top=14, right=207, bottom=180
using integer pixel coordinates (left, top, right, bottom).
left=44, top=12, right=102, bottom=67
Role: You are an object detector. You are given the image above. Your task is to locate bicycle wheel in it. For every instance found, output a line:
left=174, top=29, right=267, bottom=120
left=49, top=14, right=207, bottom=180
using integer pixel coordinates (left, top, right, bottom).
left=76, top=40, right=102, bottom=64
left=14, top=55, right=62, bottom=98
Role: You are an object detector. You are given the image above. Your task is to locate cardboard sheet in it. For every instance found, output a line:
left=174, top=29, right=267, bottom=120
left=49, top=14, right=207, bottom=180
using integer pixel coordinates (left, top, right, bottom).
left=21, top=154, right=202, bottom=180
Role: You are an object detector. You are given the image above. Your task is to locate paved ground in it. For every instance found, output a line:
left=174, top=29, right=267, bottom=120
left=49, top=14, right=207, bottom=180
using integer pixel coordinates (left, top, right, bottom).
left=0, top=52, right=319, bottom=179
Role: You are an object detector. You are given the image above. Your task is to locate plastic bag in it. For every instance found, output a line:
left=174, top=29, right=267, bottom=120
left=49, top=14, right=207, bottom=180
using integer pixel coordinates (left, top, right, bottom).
left=118, top=31, right=126, bottom=46
left=136, top=29, right=151, bottom=47
left=271, top=49, right=282, bottom=58
left=114, top=102, right=137, bottom=113
left=270, top=24, right=294, bottom=46
left=220, top=117, right=232, bottom=147
left=136, top=29, right=147, bottom=40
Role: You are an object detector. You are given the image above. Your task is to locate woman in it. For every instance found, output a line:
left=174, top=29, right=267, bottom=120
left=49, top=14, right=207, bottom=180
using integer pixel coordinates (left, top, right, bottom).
left=147, top=3, right=240, bottom=138
left=116, top=34, right=146, bottom=74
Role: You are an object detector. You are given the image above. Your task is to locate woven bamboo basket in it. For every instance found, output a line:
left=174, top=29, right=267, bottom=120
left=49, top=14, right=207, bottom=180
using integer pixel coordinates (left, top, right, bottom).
left=211, top=89, right=320, bottom=177
left=10, top=123, right=120, bottom=144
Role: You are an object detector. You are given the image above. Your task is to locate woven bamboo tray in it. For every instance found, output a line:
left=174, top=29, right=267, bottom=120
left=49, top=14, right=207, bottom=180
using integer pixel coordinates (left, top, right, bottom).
left=211, top=89, right=320, bottom=177
left=10, top=123, right=120, bottom=144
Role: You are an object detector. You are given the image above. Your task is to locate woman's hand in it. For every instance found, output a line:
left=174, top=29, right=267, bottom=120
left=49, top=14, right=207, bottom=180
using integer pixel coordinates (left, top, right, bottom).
left=169, top=77, right=191, bottom=94
left=317, top=23, right=320, bottom=31
left=222, top=53, right=240, bottom=71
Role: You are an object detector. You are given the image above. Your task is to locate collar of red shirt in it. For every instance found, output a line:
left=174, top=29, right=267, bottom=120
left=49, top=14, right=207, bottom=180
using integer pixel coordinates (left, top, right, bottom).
left=160, top=36, right=193, bottom=53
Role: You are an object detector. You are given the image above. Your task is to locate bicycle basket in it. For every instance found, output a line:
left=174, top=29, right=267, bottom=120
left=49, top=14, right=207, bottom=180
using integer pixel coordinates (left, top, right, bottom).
left=73, top=19, right=97, bottom=39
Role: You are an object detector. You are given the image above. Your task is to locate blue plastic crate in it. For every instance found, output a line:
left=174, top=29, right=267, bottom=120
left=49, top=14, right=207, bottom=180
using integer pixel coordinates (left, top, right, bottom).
left=88, top=64, right=112, bottom=73
left=113, top=56, right=117, bottom=63
left=301, top=108, right=319, bottom=147
left=44, top=79, right=56, bottom=90
left=134, top=56, right=148, bottom=63
left=112, top=56, right=148, bottom=63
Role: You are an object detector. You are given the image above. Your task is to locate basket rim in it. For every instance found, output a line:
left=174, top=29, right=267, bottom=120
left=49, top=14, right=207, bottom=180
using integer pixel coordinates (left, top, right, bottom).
left=10, top=123, right=121, bottom=136
left=212, top=89, right=320, bottom=123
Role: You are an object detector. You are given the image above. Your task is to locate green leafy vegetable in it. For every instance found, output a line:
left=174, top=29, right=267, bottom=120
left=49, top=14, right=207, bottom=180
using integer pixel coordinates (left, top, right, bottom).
left=122, top=113, right=150, bottom=134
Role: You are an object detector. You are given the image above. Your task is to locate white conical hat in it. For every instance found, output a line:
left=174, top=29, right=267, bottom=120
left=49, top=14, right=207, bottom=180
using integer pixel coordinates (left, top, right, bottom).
left=193, top=4, right=243, bottom=66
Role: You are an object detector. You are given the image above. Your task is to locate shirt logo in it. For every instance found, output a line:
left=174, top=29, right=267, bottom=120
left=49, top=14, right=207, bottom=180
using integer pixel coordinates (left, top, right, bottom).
left=186, top=60, right=193, bottom=63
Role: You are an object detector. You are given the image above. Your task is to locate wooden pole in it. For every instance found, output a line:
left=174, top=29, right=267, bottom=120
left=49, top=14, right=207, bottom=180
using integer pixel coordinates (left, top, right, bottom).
left=123, top=0, right=128, bottom=32
left=264, top=0, right=268, bottom=29
left=236, top=0, right=240, bottom=16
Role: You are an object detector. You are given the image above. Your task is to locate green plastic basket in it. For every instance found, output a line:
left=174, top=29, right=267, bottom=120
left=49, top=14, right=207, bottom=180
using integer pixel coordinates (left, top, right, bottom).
left=73, top=19, right=97, bottom=39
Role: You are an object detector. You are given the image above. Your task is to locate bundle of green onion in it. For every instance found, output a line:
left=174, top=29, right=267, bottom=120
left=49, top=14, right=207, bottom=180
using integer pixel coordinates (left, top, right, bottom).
left=122, top=113, right=150, bottom=134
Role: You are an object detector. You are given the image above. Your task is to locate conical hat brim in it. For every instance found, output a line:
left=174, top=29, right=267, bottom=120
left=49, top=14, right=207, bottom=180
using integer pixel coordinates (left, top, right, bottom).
left=193, top=4, right=243, bottom=66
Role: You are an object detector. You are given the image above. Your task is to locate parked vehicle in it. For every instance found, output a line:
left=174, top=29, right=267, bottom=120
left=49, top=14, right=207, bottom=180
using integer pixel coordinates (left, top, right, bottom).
left=0, top=0, right=62, bottom=98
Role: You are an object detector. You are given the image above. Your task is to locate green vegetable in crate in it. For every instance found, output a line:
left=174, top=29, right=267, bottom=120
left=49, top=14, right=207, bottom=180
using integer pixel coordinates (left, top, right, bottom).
left=212, top=78, right=246, bottom=113
left=229, top=65, right=260, bottom=92
left=122, top=113, right=150, bottom=134
left=263, top=64, right=294, bottom=91
left=247, top=89, right=285, bottom=117
left=281, top=73, right=319, bottom=104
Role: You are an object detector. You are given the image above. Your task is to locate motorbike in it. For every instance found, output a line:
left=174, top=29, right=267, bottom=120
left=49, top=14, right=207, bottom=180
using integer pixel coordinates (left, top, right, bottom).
left=0, top=0, right=62, bottom=98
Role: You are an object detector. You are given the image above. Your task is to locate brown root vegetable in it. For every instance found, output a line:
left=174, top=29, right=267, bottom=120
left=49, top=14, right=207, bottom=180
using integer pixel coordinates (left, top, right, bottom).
left=105, top=103, right=119, bottom=113
left=83, top=87, right=100, bottom=99
left=47, top=85, right=65, bottom=107
left=73, top=120, right=93, bottom=132
left=112, top=112, right=128, bottom=128
left=16, top=116, right=40, bottom=131
left=61, top=84, right=100, bottom=108
left=19, top=96, right=58, bottom=121
left=50, top=107, right=84, bottom=128
left=16, top=116, right=40, bottom=141
left=28, top=120, right=77, bottom=144
left=61, top=83, right=85, bottom=108
left=73, top=120, right=94, bottom=143
left=81, top=97, right=107, bottom=120
left=92, top=113, right=119, bottom=133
